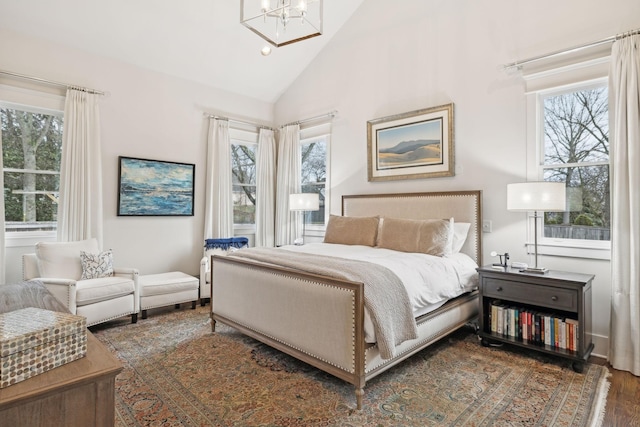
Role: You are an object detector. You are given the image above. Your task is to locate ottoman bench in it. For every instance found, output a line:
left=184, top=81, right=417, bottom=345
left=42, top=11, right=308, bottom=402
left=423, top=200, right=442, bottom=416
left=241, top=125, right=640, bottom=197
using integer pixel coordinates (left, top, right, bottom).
left=139, top=272, right=199, bottom=319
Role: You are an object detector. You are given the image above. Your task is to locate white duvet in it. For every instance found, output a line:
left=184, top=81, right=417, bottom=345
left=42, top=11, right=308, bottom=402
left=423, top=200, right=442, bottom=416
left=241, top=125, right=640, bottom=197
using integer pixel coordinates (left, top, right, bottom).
left=279, top=243, right=479, bottom=342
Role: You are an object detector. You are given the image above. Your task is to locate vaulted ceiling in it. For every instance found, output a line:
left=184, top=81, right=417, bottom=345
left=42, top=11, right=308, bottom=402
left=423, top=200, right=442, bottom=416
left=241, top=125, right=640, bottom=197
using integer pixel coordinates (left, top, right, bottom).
left=0, top=0, right=365, bottom=103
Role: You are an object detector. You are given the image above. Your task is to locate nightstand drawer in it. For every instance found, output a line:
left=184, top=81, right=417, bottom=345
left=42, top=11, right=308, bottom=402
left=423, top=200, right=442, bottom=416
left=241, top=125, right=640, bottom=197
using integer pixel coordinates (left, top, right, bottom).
left=483, top=278, right=577, bottom=312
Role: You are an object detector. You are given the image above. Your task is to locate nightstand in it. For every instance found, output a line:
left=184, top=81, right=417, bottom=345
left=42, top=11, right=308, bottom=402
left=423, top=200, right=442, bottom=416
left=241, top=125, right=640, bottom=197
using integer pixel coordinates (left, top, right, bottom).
left=477, top=265, right=594, bottom=372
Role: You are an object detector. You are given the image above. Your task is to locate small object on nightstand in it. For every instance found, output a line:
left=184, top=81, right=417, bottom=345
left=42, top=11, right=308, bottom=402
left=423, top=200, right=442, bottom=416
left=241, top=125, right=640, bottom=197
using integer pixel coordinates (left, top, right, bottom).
left=511, top=261, right=528, bottom=269
left=490, top=251, right=509, bottom=268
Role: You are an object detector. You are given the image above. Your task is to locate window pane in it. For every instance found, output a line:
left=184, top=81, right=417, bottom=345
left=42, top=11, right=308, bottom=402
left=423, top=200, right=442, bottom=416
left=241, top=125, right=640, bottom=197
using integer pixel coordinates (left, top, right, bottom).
left=1, top=107, right=62, bottom=232
left=541, top=85, right=609, bottom=242
left=301, top=138, right=326, bottom=186
left=543, top=87, right=609, bottom=165
left=543, top=166, right=610, bottom=241
left=232, top=184, right=256, bottom=225
left=302, top=183, right=325, bottom=225
left=301, top=137, right=327, bottom=227
left=231, top=142, right=257, bottom=225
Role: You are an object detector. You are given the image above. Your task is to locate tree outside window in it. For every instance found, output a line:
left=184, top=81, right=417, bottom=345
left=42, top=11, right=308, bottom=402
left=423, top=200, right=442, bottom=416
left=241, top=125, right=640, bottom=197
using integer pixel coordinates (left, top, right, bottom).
left=301, top=136, right=326, bottom=226
left=541, top=84, right=609, bottom=241
left=231, top=141, right=257, bottom=225
left=1, top=106, right=62, bottom=232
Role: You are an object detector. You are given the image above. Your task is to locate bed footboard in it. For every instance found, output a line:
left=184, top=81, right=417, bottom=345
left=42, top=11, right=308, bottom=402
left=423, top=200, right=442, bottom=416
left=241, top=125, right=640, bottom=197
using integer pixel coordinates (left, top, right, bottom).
left=211, top=255, right=368, bottom=407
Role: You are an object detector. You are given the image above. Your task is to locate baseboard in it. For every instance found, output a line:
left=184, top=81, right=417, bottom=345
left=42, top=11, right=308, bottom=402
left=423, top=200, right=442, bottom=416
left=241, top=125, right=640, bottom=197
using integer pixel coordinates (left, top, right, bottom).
left=590, top=332, right=609, bottom=359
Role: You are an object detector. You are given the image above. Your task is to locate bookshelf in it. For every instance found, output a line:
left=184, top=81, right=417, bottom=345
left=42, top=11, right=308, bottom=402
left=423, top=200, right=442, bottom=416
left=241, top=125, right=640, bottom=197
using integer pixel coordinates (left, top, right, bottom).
left=477, top=266, right=594, bottom=372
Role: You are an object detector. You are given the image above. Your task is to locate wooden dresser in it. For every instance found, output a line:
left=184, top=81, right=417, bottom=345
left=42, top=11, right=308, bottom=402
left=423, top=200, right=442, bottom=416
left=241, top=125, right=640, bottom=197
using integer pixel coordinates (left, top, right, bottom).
left=0, top=281, right=123, bottom=427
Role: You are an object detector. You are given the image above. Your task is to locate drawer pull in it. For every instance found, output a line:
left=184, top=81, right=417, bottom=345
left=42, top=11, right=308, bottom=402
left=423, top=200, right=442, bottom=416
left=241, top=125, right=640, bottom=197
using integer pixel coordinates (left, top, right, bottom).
left=496, top=286, right=503, bottom=292
left=551, top=296, right=558, bottom=301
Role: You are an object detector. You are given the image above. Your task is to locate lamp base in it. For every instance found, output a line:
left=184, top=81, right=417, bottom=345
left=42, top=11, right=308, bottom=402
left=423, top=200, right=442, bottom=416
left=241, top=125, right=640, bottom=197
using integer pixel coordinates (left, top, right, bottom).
left=520, top=266, right=548, bottom=274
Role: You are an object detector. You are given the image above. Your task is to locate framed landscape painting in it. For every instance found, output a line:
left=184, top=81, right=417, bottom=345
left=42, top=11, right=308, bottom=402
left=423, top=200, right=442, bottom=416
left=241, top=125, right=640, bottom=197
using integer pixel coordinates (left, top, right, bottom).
left=117, top=156, right=195, bottom=216
left=367, top=103, right=454, bottom=181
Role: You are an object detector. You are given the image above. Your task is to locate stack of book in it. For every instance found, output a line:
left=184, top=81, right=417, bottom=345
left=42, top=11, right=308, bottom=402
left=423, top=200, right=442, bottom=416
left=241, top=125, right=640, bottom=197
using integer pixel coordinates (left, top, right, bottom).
left=489, top=300, right=579, bottom=351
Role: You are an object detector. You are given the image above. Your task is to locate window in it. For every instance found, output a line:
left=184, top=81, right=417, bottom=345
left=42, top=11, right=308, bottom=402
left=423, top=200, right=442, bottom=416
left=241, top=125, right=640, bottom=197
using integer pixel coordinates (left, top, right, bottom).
left=229, top=129, right=258, bottom=227
left=1, top=103, right=63, bottom=234
left=300, top=129, right=330, bottom=239
left=537, top=79, right=610, bottom=251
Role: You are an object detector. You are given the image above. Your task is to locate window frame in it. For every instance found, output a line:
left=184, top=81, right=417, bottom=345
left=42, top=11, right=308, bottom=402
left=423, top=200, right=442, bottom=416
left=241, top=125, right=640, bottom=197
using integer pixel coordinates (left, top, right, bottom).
left=229, top=126, right=259, bottom=232
left=526, top=76, right=611, bottom=260
left=1, top=86, right=65, bottom=247
left=299, top=124, right=331, bottom=240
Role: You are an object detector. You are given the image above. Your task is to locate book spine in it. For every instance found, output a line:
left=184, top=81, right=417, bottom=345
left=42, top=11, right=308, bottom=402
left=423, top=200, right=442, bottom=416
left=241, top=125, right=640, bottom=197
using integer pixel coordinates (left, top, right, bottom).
left=491, top=302, right=498, bottom=333
left=566, top=318, right=579, bottom=352
left=534, top=314, right=541, bottom=344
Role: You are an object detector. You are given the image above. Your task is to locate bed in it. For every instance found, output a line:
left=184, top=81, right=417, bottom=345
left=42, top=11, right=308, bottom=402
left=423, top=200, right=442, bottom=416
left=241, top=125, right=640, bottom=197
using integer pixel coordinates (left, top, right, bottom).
left=210, top=190, right=482, bottom=409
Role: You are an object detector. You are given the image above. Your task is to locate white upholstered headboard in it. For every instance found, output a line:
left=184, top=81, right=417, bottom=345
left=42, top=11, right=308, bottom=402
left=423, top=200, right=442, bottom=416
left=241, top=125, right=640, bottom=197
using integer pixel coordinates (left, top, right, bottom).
left=342, top=190, right=482, bottom=265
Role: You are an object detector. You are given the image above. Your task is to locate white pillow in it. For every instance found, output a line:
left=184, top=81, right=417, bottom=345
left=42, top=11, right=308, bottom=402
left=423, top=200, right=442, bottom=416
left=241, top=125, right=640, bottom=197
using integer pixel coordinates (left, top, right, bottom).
left=80, top=250, right=114, bottom=279
left=35, top=238, right=100, bottom=280
left=452, top=222, right=471, bottom=253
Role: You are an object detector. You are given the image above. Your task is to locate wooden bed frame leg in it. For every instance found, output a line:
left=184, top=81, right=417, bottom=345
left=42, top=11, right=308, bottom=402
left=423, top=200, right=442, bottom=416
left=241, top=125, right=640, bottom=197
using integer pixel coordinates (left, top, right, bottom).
left=355, top=387, right=364, bottom=410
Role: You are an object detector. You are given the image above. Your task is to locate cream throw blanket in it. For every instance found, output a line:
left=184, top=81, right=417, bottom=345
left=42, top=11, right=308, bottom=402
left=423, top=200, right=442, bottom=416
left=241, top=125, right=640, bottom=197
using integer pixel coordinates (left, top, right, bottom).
left=228, top=247, right=418, bottom=359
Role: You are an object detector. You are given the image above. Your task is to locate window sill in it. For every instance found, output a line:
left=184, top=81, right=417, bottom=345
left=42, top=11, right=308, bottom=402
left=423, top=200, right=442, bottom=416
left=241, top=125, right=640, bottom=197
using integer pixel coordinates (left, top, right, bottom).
left=5, top=231, right=57, bottom=248
left=526, top=242, right=611, bottom=261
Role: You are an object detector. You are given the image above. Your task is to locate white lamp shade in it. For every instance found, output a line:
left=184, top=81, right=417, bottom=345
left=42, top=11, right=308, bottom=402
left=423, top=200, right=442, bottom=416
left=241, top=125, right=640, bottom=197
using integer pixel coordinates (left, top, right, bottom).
left=289, top=193, right=320, bottom=211
left=507, top=182, right=566, bottom=212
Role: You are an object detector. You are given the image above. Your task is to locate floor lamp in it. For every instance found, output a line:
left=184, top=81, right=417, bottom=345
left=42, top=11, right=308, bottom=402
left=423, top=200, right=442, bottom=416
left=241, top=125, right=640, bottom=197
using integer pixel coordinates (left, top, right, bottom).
left=289, top=193, right=320, bottom=245
left=507, top=182, right=566, bottom=274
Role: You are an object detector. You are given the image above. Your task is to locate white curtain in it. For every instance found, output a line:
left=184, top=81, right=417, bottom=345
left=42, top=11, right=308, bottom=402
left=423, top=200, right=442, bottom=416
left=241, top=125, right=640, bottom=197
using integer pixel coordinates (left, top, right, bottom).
left=56, top=89, right=103, bottom=244
left=255, top=128, right=276, bottom=247
left=204, top=118, right=233, bottom=240
left=275, top=124, right=300, bottom=246
left=609, top=34, right=640, bottom=376
left=0, top=128, right=5, bottom=284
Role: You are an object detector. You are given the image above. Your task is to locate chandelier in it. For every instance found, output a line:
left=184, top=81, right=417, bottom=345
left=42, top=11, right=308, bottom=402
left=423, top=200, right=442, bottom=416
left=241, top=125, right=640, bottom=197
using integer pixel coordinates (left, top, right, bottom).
left=241, top=0, right=323, bottom=47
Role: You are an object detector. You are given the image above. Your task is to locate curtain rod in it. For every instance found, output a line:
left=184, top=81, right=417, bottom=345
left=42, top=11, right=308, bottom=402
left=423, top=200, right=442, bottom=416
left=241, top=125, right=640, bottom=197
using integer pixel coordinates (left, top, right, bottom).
left=204, top=113, right=275, bottom=131
left=283, top=110, right=337, bottom=128
left=503, top=27, right=640, bottom=71
left=0, top=69, right=105, bottom=95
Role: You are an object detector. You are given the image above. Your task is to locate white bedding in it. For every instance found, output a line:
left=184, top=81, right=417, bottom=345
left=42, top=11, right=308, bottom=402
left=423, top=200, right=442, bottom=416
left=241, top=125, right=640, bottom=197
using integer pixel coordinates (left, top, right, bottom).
left=279, top=243, right=479, bottom=342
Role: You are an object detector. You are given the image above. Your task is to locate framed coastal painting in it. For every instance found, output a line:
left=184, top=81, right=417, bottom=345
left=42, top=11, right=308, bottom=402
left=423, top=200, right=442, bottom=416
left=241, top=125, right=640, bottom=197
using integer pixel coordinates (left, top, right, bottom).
left=117, top=156, right=195, bottom=216
left=367, top=103, right=454, bottom=181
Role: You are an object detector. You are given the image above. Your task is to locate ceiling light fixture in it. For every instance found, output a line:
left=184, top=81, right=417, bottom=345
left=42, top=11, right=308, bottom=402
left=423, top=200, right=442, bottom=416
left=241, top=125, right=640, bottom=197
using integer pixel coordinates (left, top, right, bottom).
left=241, top=0, right=323, bottom=48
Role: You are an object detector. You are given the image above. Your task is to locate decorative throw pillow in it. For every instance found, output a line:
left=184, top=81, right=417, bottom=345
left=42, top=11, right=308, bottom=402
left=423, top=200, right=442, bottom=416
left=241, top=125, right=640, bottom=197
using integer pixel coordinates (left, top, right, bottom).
left=323, top=215, right=380, bottom=246
left=377, top=217, right=452, bottom=256
left=80, top=250, right=114, bottom=280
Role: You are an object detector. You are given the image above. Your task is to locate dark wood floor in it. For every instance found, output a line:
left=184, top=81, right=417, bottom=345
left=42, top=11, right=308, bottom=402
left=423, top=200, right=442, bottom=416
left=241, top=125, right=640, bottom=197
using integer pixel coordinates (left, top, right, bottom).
left=590, top=357, right=640, bottom=426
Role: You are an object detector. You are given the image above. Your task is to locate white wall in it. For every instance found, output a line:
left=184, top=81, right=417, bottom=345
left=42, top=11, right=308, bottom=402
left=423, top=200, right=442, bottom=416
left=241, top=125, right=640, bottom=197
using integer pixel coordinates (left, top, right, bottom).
left=274, top=0, right=640, bottom=357
left=1, top=28, right=273, bottom=281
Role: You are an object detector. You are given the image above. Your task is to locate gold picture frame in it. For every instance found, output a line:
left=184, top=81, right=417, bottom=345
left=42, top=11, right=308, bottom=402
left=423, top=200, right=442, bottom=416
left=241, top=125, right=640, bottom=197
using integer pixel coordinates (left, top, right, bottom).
left=367, top=103, right=454, bottom=181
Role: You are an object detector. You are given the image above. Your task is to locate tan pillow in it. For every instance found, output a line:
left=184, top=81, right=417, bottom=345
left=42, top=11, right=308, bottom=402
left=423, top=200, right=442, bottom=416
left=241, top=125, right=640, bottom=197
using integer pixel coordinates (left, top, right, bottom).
left=377, top=217, right=452, bottom=256
left=323, top=215, right=379, bottom=246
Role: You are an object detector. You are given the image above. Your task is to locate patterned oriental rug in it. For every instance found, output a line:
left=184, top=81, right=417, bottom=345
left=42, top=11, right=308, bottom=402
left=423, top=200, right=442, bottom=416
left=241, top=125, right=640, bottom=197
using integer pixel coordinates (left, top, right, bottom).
left=92, top=305, right=610, bottom=427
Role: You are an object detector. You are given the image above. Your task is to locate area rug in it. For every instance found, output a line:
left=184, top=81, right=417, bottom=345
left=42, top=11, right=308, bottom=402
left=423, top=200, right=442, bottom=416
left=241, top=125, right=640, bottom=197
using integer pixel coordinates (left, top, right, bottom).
left=92, top=305, right=610, bottom=427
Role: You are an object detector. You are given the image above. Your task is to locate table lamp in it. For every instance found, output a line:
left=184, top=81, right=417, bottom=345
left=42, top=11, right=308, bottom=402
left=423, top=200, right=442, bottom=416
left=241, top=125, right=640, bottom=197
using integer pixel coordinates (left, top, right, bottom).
left=289, top=193, right=320, bottom=245
left=507, top=182, right=566, bottom=274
